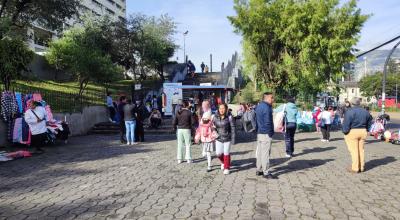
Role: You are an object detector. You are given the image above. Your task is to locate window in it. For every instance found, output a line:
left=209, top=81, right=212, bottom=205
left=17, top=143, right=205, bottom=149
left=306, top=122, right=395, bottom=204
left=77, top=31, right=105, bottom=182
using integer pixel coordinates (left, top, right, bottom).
left=92, top=0, right=102, bottom=8
left=106, top=8, right=115, bottom=15
left=351, top=89, right=354, bottom=93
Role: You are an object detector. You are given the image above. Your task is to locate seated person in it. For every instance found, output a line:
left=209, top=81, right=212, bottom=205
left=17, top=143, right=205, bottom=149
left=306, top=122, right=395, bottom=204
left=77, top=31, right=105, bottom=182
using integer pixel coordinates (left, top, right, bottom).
left=149, top=108, right=162, bottom=129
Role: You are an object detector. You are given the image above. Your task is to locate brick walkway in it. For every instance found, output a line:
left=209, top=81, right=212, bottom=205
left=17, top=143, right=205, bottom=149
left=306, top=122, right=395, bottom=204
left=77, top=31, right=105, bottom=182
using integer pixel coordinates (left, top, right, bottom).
left=0, top=131, right=399, bottom=220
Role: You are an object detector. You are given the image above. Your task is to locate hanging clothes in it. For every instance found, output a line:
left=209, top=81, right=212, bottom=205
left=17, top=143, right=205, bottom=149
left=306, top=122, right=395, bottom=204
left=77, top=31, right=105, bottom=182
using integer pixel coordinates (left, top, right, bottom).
left=13, top=118, right=22, bottom=143
left=15, top=92, right=23, bottom=114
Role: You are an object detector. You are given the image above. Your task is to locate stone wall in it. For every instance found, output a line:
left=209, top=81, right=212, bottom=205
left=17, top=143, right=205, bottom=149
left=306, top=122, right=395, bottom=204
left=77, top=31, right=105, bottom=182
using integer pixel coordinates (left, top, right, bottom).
left=0, top=106, right=108, bottom=147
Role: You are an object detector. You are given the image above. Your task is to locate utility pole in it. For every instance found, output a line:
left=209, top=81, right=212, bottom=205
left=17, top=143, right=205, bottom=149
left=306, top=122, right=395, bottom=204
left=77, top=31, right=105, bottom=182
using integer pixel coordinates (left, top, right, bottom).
left=210, top=54, right=213, bottom=72
left=183, top=31, right=188, bottom=64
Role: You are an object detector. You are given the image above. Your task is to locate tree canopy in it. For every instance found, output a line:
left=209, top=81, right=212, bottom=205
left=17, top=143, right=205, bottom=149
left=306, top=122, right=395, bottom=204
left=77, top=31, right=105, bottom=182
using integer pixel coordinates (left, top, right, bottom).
left=0, top=0, right=80, bottom=37
left=229, top=0, right=368, bottom=96
left=45, top=19, right=123, bottom=97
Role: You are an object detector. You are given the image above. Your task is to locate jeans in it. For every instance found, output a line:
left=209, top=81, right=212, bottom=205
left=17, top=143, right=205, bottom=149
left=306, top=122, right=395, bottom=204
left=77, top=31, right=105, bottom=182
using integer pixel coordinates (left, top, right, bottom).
left=256, top=134, right=272, bottom=173
left=177, top=129, right=192, bottom=160
left=284, top=122, right=296, bottom=155
left=321, top=124, right=331, bottom=140
left=125, top=120, right=136, bottom=143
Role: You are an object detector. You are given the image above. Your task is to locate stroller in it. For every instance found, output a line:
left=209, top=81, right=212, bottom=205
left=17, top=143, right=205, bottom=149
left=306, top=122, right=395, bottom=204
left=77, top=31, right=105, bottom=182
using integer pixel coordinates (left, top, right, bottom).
left=369, top=114, right=390, bottom=140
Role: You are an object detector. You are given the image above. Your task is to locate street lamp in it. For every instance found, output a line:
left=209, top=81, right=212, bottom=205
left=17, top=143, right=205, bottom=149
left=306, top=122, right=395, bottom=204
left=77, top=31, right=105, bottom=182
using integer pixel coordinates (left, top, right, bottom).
left=183, top=30, right=188, bottom=63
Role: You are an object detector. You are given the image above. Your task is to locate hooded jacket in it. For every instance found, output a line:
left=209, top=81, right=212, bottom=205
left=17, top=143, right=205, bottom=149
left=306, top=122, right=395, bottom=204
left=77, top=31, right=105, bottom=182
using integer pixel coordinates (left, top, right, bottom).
left=173, top=108, right=194, bottom=130
left=213, top=114, right=236, bottom=144
left=274, top=102, right=299, bottom=123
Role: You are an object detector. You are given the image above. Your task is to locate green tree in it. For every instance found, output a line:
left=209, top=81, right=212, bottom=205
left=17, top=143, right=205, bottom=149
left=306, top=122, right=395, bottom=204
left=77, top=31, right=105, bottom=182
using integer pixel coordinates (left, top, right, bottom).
left=0, top=37, right=33, bottom=90
left=229, top=0, right=368, bottom=96
left=112, top=14, right=177, bottom=81
left=45, top=24, right=123, bottom=97
left=0, top=0, right=80, bottom=37
left=359, top=72, right=400, bottom=97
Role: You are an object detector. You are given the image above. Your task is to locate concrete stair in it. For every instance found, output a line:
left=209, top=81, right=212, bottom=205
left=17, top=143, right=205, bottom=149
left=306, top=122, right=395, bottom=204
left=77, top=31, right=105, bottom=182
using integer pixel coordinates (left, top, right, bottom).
left=88, top=118, right=175, bottom=135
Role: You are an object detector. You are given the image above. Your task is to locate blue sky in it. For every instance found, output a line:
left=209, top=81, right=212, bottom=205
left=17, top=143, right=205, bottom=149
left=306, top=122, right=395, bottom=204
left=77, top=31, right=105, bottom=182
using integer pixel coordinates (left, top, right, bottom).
left=127, top=0, right=400, bottom=71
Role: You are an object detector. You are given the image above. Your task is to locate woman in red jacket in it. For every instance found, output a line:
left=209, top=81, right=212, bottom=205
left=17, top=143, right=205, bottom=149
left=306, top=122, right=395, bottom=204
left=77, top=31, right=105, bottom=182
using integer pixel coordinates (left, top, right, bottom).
left=313, top=106, right=322, bottom=132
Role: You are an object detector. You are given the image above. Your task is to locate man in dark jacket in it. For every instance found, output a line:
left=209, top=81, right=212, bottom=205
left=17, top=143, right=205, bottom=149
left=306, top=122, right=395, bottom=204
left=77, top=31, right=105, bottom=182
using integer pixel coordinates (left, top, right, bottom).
left=255, top=92, right=275, bottom=179
left=135, top=100, right=146, bottom=142
left=118, top=96, right=127, bottom=143
left=342, top=97, right=372, bottom=173
left=173, top=101, right=194, bottom=164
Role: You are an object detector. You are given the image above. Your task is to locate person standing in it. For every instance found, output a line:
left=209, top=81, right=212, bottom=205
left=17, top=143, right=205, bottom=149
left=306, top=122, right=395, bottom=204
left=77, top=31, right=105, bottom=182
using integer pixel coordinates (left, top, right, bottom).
left=213, top=103, right=236, bottom=175
left=275, top=97, right=299, bottom=157
left=342, top=97, right=373, bottom=173
left=135, top=100, right=146, bottom=142
left=106, top=92, right=115, bottom=123
left=173, top=101, right=194, bottom=164
left=123, top=100, right=137, bottom=145
left=118, top=96, right=127, bottom=144
left=319, top=106, right=333, bottom=142
left=312, top=106, right=322, bottom=132
left=255, top=92, right=275, bottom=179
left=201, top=62, right=205, bottom=73
left=25, top=101, right=48, bottom=153
left=205, top=65, right=209, bottom=73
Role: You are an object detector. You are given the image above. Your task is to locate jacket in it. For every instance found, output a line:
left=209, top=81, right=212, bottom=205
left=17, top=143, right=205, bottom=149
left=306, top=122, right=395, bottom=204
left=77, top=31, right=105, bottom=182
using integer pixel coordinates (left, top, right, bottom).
left=195, top=120, right=217, bottom=143
left=213, top=114, right=236, bottom=143
left=173, top=108, right=193, bottom=130
left=123, top=104, right=136, bottom=121
left=118, top=102, right=126, bottom=120
left=274, top=102, right=298, bottom=123
left=342, top=106, right=373, bottom=135
left=256, top=101, right=274, bottom=137
left=24, top=106, right=48, bottom=135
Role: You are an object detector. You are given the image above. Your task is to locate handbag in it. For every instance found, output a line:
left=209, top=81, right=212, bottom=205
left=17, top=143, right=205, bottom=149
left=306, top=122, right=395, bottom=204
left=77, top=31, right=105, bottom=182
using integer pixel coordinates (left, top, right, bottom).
left=274, top=104, right=287, bottom=132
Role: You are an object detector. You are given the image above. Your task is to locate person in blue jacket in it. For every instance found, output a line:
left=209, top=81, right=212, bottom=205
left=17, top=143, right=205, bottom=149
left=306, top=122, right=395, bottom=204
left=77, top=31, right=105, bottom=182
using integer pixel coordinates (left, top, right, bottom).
left=255, top=92, right=275, bottom=179
left=275, top=96, right=299, bottom=158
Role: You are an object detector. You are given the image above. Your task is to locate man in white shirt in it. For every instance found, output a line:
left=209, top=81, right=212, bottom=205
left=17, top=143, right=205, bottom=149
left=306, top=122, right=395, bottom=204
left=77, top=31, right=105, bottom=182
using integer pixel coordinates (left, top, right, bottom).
left=25, top=101, right=48, bottom=153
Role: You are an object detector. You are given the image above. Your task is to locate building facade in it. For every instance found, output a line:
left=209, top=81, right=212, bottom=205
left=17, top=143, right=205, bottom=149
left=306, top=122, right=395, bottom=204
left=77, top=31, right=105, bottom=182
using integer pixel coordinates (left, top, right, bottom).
left=28, top=0, right=126, bottom=53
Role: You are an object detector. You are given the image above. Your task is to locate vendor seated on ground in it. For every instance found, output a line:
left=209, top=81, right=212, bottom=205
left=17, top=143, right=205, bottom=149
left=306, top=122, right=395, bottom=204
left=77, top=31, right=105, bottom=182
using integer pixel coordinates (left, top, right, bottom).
left=149, top=108, right=162, bottom=129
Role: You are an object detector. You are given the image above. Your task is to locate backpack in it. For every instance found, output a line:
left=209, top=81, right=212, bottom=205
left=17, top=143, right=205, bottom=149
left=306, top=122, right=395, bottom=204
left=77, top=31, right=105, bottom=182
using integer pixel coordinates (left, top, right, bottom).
left=273, top=104, right=286, bottom=133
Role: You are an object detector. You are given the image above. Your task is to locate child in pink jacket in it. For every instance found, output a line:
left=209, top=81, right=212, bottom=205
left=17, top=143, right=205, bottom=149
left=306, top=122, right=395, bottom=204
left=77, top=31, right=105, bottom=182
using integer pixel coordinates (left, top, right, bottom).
left=195, top=111, right=217, bottom=172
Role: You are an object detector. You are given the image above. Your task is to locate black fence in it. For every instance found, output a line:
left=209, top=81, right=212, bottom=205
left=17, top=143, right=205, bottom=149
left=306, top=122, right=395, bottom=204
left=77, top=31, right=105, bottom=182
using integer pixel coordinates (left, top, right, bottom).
left=0, top=83, right=107, bottom=113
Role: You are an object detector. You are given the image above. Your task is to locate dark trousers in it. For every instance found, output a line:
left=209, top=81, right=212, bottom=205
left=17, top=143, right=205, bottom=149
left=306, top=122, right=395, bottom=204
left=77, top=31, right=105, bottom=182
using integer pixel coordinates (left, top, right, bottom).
left=108, top=107, right=116, bottom=120
left=321, top=124, right=331, bottom=140
left=120, top=121, right=126, bottom=143
left=31, top=133, right=46, bottom=150
left=284, top=122, right=296, bottom=155
left=135, top=122, right=145, bottom=142
left=150, top=118, right=161, bottom=128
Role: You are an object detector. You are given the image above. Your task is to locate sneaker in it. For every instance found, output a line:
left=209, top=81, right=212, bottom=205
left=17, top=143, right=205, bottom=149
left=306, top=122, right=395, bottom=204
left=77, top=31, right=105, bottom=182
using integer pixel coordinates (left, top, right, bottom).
left=177, top=160, right=182, bottom=164
left=207, top=166, right=212, bottom=172
left=221, top=164, right=224, bottom=170
left=187, top=160, right=192, bottom=164
left=223, top=169, right=230, bottom=175
left=285, top=154, right=292, bottom=158
left=109, top=118, right=113, bottom=122
left=131, top=142, right=138, bottom=145
left=202, top=151, right=206, bottom=157
left=127, top=142, right=131, bottom=145
left=264, top=173, right=275, bottom=179
left=326, top=140, right=330, bottom=142
left=256, top=171, right=263, bottom=176
left=321, top=139, right=326, bottom=142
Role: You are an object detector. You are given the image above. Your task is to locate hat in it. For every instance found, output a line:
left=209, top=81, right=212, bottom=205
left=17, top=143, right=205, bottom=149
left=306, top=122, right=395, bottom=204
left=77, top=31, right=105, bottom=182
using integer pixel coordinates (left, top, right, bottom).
left=350, top=97, right=361, bottom=106
left=202, top=111, right=212, bottom=120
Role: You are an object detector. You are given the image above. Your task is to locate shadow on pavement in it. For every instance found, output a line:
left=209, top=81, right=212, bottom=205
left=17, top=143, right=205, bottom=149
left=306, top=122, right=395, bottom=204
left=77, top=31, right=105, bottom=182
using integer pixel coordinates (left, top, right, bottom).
left=295, top=146, right=336, bottom=157
left=230, top=158, right=256, bottom=173
left=295, top=137, right=320, bottom=143
left=272, top=159, right=334, bottom=176
left=365, top=156, right=396, bottom=171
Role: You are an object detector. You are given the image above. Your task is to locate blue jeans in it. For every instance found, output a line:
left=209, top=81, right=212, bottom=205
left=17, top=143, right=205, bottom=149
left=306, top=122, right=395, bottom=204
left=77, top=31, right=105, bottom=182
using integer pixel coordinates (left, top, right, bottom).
left=125, top=120, right=136, bottom=143
left=284, top=122, right=297, bottom=155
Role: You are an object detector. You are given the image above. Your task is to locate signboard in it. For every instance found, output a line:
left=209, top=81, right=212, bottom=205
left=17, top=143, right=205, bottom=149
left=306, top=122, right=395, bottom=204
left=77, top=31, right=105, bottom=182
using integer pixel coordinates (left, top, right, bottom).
left=200, top=83, right=212, bottom=86
left=163, top=83, right=182, bottom=116
left=134, top=84, right=141, bottom=90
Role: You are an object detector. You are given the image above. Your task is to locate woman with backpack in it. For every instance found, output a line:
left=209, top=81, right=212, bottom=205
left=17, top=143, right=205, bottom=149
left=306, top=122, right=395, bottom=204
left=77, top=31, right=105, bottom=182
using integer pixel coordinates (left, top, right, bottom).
left=213, top=103, right=236, bottom=175
left=274, top=97, right=299, bottom=158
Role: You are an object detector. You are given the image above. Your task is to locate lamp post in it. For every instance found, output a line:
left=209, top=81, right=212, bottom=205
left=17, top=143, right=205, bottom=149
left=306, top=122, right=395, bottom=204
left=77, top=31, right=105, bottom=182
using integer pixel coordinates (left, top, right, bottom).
left=183, top=30, right=188, bottom=63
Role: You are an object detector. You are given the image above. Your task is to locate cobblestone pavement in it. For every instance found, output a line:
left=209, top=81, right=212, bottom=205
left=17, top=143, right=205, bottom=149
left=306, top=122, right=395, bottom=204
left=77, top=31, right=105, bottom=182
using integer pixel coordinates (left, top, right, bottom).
left=0, top=131, right=400, bottom=220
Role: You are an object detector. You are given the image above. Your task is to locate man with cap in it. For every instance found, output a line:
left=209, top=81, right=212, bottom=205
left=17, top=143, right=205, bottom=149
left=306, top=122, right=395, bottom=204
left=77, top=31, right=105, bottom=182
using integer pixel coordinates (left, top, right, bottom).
left=25, top=101, right=48, bottom=153
left=342, top=97, right=373, bottom=173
